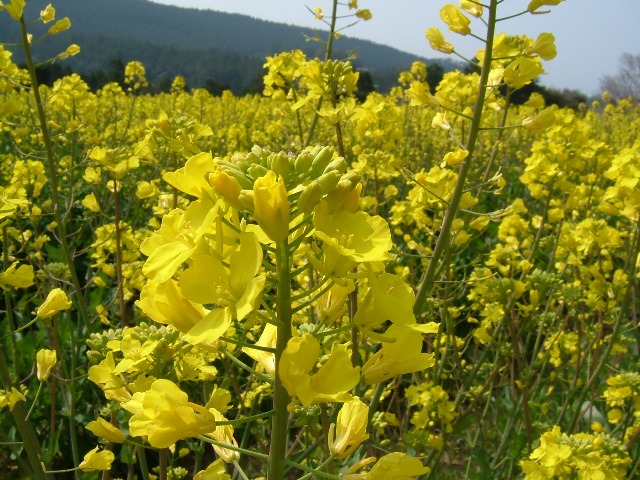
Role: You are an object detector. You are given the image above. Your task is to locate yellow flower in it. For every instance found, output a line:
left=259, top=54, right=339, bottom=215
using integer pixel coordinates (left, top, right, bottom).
left=194, top=458, right=231, bottom=480
left=136, top=279, right=208, bottom=334
left=344, top=452, right=429, bottom=479
left=526, top=32, right=557, bottom=60
left=355, top=9, right=372, bottom=20
left=36, top=349, right=57, bottom=381
left=36, top=288, right=72, bottom=319
left=279, top=334, right=360, bottom=407
left=140, top=197, right=219, bottom=283
left=57, top=43, right=80, bottom=60
left=460, top=0, right=483, bottom=17
left=47, top=17, right=71, bottom=35
left=4, top=0, right=26, bottom=20
left=522, top=108, right=556, bottom=131
left=0, top=187, right=27, bottom=220
left=362, top=324, right=435, bottom=384
left=442, top=148, right=469, bottom=168
left=86, top=417, right=127, bottom=443
left=440, top=5, right=471, bottom=35
left=353, top=273, right=416, bottom=333
left=208, top=168, right=245, bottom=210
left=78, top=447, right=115, bottom=472
left=504, top=57, right=543, bottom=89
left=242, top=324, right=277, bottom=375
left=313, top=201, right=391, bottom=263
left=123, top=379, right=217, bottom=448
left=425, top=27, right=454, bottom=54
left=82, top=193, right=101, bottom=213
left=407, top=81, right=441, bottom=108
left=0, top=262, right=34, bottom=289
left=163, top=152, right=217, bottom=199
left=527, top=0, right=564, bottom=13
left=87, top=352, right=131, bottom=403
left=329, top=397, right=369, bottom=458
left=0, top=387, right=26, bottom=412
left=178, top=232, right=265, bottom=321
left=40, top=4, right=55, bottom=23
left=253, top=170, right=290, bottom=243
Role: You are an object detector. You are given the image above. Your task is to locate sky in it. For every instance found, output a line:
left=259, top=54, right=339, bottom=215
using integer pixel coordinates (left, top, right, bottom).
left=150, top=0, right=640, bottom=96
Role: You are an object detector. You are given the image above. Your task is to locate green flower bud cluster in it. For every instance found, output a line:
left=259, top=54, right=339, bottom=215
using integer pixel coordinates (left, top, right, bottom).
left=211, top=145, right=361, bottom=216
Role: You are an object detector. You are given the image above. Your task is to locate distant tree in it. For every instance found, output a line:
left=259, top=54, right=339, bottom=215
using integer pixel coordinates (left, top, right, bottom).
left=355, top=70, right=376, bottom=101
left=509, top=80, right=586, bottom=109
left=427, top=62, right=445, bottom=94
left=599, top=53, right=640, bottom=100
left=154, top=77, right=174, bottom=94
left=33, top=62, right=73, bottom=86
left=204, top=79, right=232, bottom=96
left=83, top=58, right=127, bottom=91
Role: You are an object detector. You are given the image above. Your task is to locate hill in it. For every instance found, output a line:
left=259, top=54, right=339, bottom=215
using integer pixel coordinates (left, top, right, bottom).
left=0, top=0, right=459, bottom=92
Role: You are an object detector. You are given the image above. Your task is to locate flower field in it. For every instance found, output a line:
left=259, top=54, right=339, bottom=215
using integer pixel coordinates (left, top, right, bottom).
left=1, top=0, right=639, bottom=478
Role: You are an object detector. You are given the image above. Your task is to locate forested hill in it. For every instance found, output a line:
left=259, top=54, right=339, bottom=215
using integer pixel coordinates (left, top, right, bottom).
left=0, top=0, right=458, bottom=93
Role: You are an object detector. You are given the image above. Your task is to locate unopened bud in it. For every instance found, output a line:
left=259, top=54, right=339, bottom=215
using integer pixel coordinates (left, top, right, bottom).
left=295, top=152, right=314, bottom=174
left=237, top=190, right=255, bottom=211
left=297, top=181, right=323, bottom=213
left=248, top=164, right=269, bottom=180
left=310, top=146, right=334, bottom=177
left=269, top=152, right=291, bottom=180
left=322, top=157, right=348, bottom=175
left=315, top=170, right=342, bottom=194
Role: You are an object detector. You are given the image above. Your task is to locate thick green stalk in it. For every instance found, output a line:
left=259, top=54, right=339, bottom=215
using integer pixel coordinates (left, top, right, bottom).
left=18, top=16, right=91, bottom=330
left=0, top=348, right=52, bottom=480
left=2, top=226, right=19, bottom=381
left=413, top=0, right=499, bottom=316
left=112, top=179, right=127, bottom=326
left=267, top=241, right=293, bottom=479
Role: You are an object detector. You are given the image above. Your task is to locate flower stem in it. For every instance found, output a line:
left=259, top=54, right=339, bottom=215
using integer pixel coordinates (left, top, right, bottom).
left=18, top=15, right=90, bottom=331
left=268, top=240, right=293, bottom=479
left=413, top=0, right=499, bottom=316
left=0, top=348, right=51, bottom=480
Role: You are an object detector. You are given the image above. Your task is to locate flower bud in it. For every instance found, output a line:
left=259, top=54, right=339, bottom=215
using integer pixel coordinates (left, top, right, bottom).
left=310, top=146, right=334, bottom=177
left=36, top=288, right=72, bottom=319
left=297, top=181, right=323, bottom=213
left=36, top=349, right=57, bottom=381
left=237, top=190, right=255, bottom=211
left=522, top=108, right=555, bottom=131
left=219, top=165, right=253, bottom=189
left=294, top=152, right=314, bottom=174
left=269, top=152, right=291, bottom=180
left=322, top=157, right=348, bottom=175
left=253, top=171, right=290, bottom=243
left=315, top=170, right=342, bottom=194
left=40, top=4, right=56, bottom=24
left=208, top=169, right=244, bottom=210
left=48, top=17, right=71, bottom=35
left=425, top=27, right=454, bottom=54
left=248, top=164, right=269, bottom=180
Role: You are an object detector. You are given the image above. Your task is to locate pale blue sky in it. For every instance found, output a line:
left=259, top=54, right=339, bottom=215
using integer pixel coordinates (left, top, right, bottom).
left=151, top=1, right=640, bottom=95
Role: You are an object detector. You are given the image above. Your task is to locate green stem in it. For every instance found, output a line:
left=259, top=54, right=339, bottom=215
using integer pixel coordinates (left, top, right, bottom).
left=2, top=226, right=19, bottom=380
left=159, top=448, right=168, bottom=480
left=18, top=15, right=91, bottom=331
left=66, top=317, right=81, bottom=478
left=267, top=240, right=293, bottom=480
left=112, top=179, right=127, bottom=326
left=413, top=0, right=499, bottom=316
left=137, top=445, right=150, bottom=480
left=0, top=348, right=51, bottom=480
